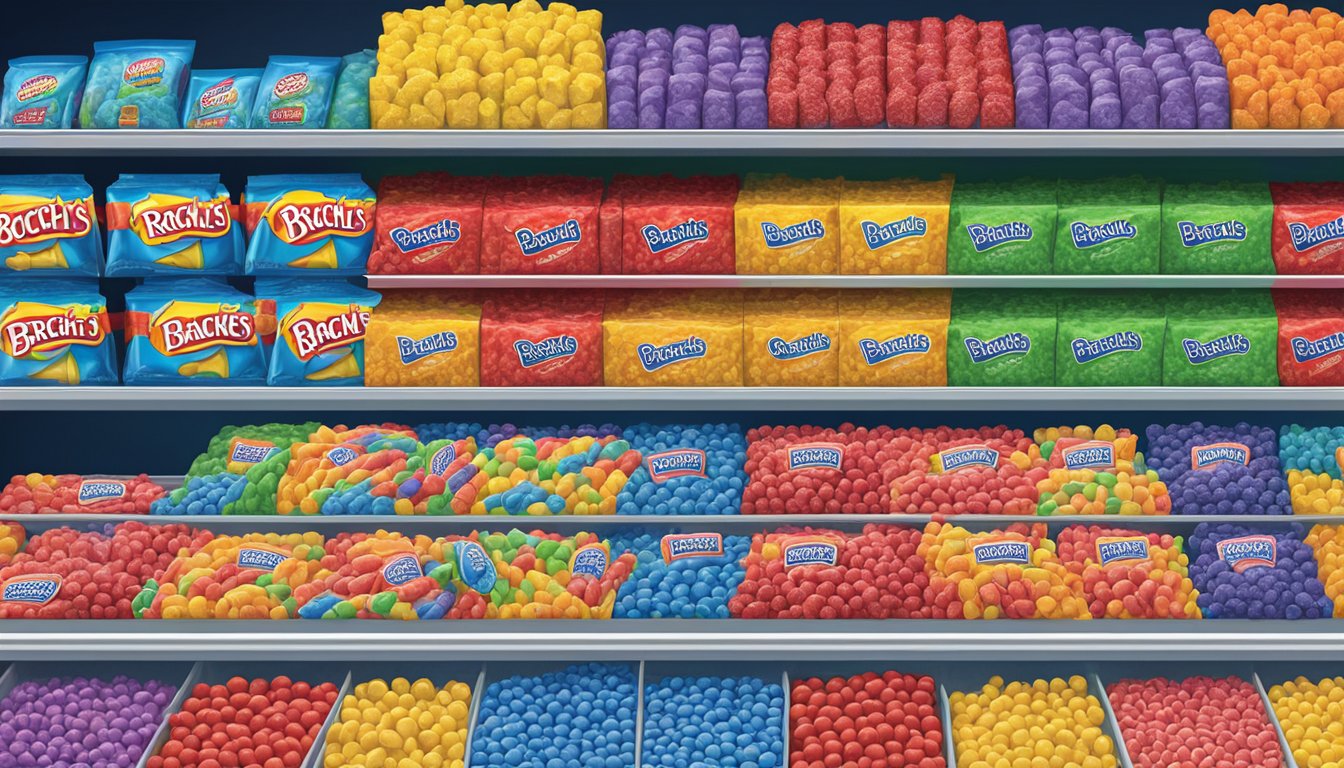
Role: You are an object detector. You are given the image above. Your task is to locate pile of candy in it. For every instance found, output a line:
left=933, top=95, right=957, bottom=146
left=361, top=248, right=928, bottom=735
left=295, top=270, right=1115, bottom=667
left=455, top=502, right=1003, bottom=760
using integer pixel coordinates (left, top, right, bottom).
left=0, top=474, right=165, bottom=515
left=607, top=26, right=768, bottom=129
left=642, top=674, right=785, bottom=768
left=1055, top=525, right=1200, bottom=618
left=1281, top=424, right=1344, bottom=514
left=1211, top=5, right=1344, bottom=128
left=138, top=532, right=329, bottom=619
left=885, top=16, right=1013, bottom=128
left=322, top=676, right=472, bottom=768
left=920, top=522, right=1091, bottom=619
left=1146, top=421, right=1289, bottom=515
left=1305, top=523, right=1344, bottom=615
left=293, top=531, right=455, bottom=620
left=616, top=422, right=747, bottom=516
left=1267, top=675, right=1344, bottom=767
left=612, top=530, right=749, bottom=618
left=767, top=20, right=889, bottom=128
left=789, top=670, right=945, bottom=768
left=1188, top=522, right=1334, bottom=618
left=948, top=675, right=1119, bottom=768
left=1108, top=675, right=1285, bottom=768
left=1030, top=425, right=1173, bottom=516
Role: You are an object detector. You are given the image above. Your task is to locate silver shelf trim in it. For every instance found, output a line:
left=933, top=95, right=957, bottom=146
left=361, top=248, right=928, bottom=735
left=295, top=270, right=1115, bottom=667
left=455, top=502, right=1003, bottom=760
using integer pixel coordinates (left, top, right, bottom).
left=367, top=274, right=1344, bottom=289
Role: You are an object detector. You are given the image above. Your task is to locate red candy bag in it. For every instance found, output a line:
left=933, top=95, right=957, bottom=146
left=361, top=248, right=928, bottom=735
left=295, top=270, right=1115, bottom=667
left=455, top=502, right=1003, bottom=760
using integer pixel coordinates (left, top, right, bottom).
left=479, top=292, right=604, bottom=387
left=1271, top=182, right=1344, bottom=274
left=481, top=176, right=602, bottom=274
left=1275, top=289, right=1344, bottom=386
left=610, top=174, right=738, bottom=274
left=369, top=173, right=486, bottom=275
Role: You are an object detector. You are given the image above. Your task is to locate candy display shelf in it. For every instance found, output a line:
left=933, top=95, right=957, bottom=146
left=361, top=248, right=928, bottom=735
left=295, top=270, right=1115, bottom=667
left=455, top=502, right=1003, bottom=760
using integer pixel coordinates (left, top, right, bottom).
left=364, top=274, right=1344, bottom=289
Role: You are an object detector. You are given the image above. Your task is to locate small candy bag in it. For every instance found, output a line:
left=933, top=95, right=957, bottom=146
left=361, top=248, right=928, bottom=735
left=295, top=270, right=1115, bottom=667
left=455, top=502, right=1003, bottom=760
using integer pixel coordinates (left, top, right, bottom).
left=1162, top=289, right=1279, bottom=386
left=364, top=290, right=481, bottom=387
left=947, top=289, right=1058, bottom=386
left=744, top=289, right=839, bottom=386
left=838, top=289, right=950, bottom=386
left=105, top=173, right=243, bottom=276
left=1271, top=182, right=1344, bottom=275
left=734, top=175, right=841, bottom=274
left=1, top=56, right=87, bottom=128
left=603, top=289, right=744, bottom=386
left=249, top=55, right=340, bottom=129
left=326, top=50, right=376, bottom=129
left=369, top=173, right=487, bottom=275
left=480, top=291, right=603, bottom=387
left=1275, top=290, right=1344, bottom=387
left=948, top=179, right=1058, bottom=275
left=123, top=279, right=266, bottom=385
left=609, top=174, right=739, bottom=275
left=839, top=177, right=953, bottom=275
left=1055, top=291, right=1165, bottom=386
left=260, top=279, right=381, bottom=386
left=1054, top=177, right=1161, bottom=274
left=481, top=176, right=603, bottom=274
left=1161, top=182, right=1274, bottom=274
left=80, top=40, right=195, bottom=128
left=0, top=174, right=102, bottom=277
left=0, top=279, right=116, bottom=385
left=243, top=174, right=376, bottom=275
left=182, top=69, right=262, bottom=129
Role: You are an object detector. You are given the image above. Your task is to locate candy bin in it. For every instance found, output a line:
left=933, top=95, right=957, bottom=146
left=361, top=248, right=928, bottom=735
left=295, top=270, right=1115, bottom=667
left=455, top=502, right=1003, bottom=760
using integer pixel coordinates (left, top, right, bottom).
left=479, top=291, right=603, bottom=387
left=1210, top=5, right=1344, bottom=129
left=642, top=662, right=786, bottom=768
left=920, top=522, right=1090, bottom=619
left=1162, top=289, right=1280, bottom=387
left=947, top=289, right=1058, bottom=387
left=728, top=525, right=937, bottom=619
left=1145, top=421, right=1289, bottom=515
left=1188, top=522, right=1333, bottom=619
left=1055, top=292, right=1165, bottom=387
left=364, top=291, right=481, bottom=387
left=480, top=175, right=603, bottom=274
left=369, top=173, right=486, bottom=275
left=0, top=473, right=166, bottom=514
left=455, top=432, right=638, bottom=516
left=839, top=177, right=952, bottom=275
left=603, top=289, right=743, bottom=387
left=744, top=289, right=839, bottom=387
left=616, top=422, right=747, bottom=516
left=734, top=174, right=841, bottom=275
left=1031, top=423, right=1172, bottom=516
left=606, top=174, right=739, bottom=274
left=1270, top=182, right=1344, bottom=274
left=1055, top=524, right=1200, bottom=618
left=838, top=289, right=950, bottom=387
left=1275, top=289, right=1344, bottom=386
left=767, top=20, right=888, bottom=129
left=947, top=178, right=1057, bottom=275
left=1264, top=669, right=1344, bottom=768
left=611, top=530, right=749, bottom=618
left=887, top=427, right=1047, bottom=516
left=1305, top=524, right=1344, bottom=616
left=295, top=531, right=457, bottom=620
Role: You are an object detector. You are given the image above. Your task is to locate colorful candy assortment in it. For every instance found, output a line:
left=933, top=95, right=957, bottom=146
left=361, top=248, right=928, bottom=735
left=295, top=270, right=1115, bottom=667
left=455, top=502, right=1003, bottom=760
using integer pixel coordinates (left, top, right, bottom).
left=642, top=674, right=785, bottom=768
left=947, top=675, right=1119, bottom=767
left=1211, top=5, right=1344, bottom=128
left=1108, top=675, right=1285, bottom=768
left=1267, top=675, right=1344, bottom=767
left=1188, top=522, right=1334, bottom=618
left=789, top=670, right=945, bottom=768
left=1055, top=524, right=1200, bottom=618
left=920, top=522, right=1091, bottom=619
left=0, top=473, right=165, bottom=515
left=1306, top=524, right=1344, bottom=615
left=323, top=676, right=472, bottom=768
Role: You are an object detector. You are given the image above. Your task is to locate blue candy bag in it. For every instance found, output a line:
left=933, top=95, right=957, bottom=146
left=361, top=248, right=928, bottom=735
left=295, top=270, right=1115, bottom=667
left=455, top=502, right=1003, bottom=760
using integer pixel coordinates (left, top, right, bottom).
left=243, top=174, right=376, bottom=275
left=326, top=50, right=375, bottom=129
left=123, top=279, right=266, bottom=385
left=182, top=69, right=261, bottom=129
left=105, top=174, right=243, bottom=276
left=80, top=40, right=194, bottom=129
left=0, top=278, right=117, bottom=386
left=250, top=55, right=340, bottom=129
left=0, top=174, right=103, bottom=277
left=258, top=278, right=381, bottom=386
left=1, top=56, right=87, bottom=128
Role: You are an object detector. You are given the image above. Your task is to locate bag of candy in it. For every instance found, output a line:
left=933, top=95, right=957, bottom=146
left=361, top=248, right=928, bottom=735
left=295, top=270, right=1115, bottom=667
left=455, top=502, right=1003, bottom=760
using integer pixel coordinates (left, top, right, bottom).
left=1161, top=182, right=1273, bottom=274
left=123, top=279, right=266, bottom=385
left=79, top=40, right=194, bottom=129
left=1055, top=291, right=1165, bottom=386
left=243, top=174, right=376, bottom=275
left=0, top=279, right=116, bottom=385
left=181, top=68, right=261, bottom=129
left=603, top=289, right=744, bottom=386
left=1054, top=177, right=1161, bottom=274
left=0, top=174, right=102, bottom=276
left=947, top=289, right=1058, bottom=386
left=734, top=175, right=841, bottom=275
left=249, top=55, right=340, bottom=129
left=259, top=279, right=381, bottom=386
left=364, top=290, right=481, bottom=387
left=326, top=50, right=376, bottom=129
left=369, top=173, right=487, bottom=275
left=480, top=291, right=603, bottom=387
left=1271, top=182, right=1344, bottom=274
left=1, top=56, right=87, bottom=128
left=838, top=289, right=950, bottom=386
left=948, top=179, right=1057, bottom=275
left=609, top=174, right=739, bottom=275
left=1162, top=289, right=1279, bottom=386
left=481, top=176, right=603, bottom=274
left=744, top=289, right=839, bottom=386
left=105, top=173, right=243, bottom=276
left=839, top=177, right=953, bottom=275
left=1275, top=289, right=1344, bottom=387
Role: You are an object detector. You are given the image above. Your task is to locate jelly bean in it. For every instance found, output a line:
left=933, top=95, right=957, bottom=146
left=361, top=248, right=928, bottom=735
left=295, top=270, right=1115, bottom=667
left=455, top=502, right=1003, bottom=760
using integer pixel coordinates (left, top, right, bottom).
left=1305, top=524, right=1344, bottom=616
left=612, top=530, right=748, bottom=618
left=1146, top=421, right=1289, bottom=515
left=617, top=423, right=747, bottom=516
left=152, top=473, right=248, bottom=516
left=1056, top=524, right=1200, bottom=619
left=920, top=522, right=1090, bottom=619
left=643, top=675, right=784, bottom=768
left=1108, top=675, right=1283, bottom=768
left=790, top=670, right=945, bottom=768
left=0, top=674, right=177, bottom=768
left=142, top=532, right=328, bottom=620
left=1268, top=675, right=1344, bottom=768
left=324, top=676, right=472, bottom=768
left=949, top=675, right=1118, bottom=768
left=0, top=473, right=166, bottom=515
left=1189, top=522, right=1333, bottom=619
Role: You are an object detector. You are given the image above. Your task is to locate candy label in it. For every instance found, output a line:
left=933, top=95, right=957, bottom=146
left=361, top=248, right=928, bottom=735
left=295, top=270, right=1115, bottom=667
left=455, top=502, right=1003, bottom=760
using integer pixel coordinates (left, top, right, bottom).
left=514, top=334, right=578, bottom=370
left=1288, top=215, right=1344, bottom=252
left=199, top=77, right=240, bottom=111
left=1292, top=332, right=1344, bottom=364
left=964, top=333, right=1031, bottom=363
left=787, top=443, right=844, bottom=471
left=768, top=332, right=831, bottom=361
left=646, top=448, right=708, bottom=482
left=380, top=554, right=423, bottom=586
left=1178, top=220, right=1247, bottom=248
left=397, top=331, right=458, bottom=365
left=326, top=446, right=358, bottom=466
left=77, top=480, right=128, bottom=504
left=637, top=336, right=706, bottom=372
left=263, top=192, right=374, bottom=246
left=391, top=219, right=460, bottom=254
left=1, top=575, right=61, bottom=605
left=661, top=532, right=724, bottom=563
left=1217, top=535, right=1276, bottom=573
left=514, top=219, right=581, bottom=263
left=11, top=107, right=48, bottom=125
left=1, top=302, right=106, bottom=358
left=1072, top=332, right=1142, bottom=364
left=570, top=543, right=609, bottom=580
left=1095, top=536, right=1150, bottom=567
left=130, top=193, right=232, bottom=246
left=761, top=219, right=826, bottom=249
left=1061, top=441, right=1116, bottom=471
left=858, top=334, right=932, bottom=365
left=1183, top=334, right=1251, bottom=364
left=149, top=301, right=256, bottom=356
left=861, top=216, right=927, bottom=250
left=966, top=222, right=1033, bottom=253
left=228, top=437, right=278, bottom=470
left=1070, top=220, right=1137, bottom=249
left=1191, top=442, right=1250, bottom=469
left=17, top=75, right=58, bottom=102
left=279, top=303, right=369, bottom=361
left=641, top=219, right=709, bottom=254
left=123, top=57, right=166, bottom=88
left=454, top=540, right=497, bottom=593
left=430, top=444, right=456, bottom=475
left=783, top=537, right=840, bottom=569
left=937, top=445, right=1000, bottom=473
left=0, top=196, right=94, bottom=247
left=971, top=540, right=1031, bottom=565
left=272, top=72, right=310, bottom=100
left=236, top=546, right=290, bottom=572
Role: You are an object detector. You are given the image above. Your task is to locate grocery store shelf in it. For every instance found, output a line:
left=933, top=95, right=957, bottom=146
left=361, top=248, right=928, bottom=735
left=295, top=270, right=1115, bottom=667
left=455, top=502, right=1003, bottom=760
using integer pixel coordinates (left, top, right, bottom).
left=7, top=621, right=1344, bottom=660
left=366, top=274, right=1344, bottom=289
left=3, top=129, right=1343, bottom=157
left=6, top=387, right=1343, bottom=411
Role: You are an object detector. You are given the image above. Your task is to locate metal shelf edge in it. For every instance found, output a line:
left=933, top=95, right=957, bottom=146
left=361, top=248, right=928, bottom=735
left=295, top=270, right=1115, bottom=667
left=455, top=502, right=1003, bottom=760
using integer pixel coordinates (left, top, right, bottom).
left=367, top=274, right=1344, bottom=289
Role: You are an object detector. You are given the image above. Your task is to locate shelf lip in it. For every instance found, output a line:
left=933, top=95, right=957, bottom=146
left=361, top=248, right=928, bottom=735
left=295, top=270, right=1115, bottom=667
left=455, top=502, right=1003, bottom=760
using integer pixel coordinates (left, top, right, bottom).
left=3, top=129, right=1343, bottom=156
left=4, top=386, right=1342, bottom=411
left=366, top=274, right=1341, bottom=289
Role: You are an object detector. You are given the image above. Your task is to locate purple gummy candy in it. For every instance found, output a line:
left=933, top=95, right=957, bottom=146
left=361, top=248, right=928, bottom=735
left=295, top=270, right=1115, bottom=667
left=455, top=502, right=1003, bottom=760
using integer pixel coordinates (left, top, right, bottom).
left=1101, top=26, right=1129, bottom=41
left=1198, top=101, right=1230, bottom=129
left=638, top=66, right=669, bottom=92
left=735, top=88, right=767, bottom=129
left=1153, top=52, right=1185, bottom=71
left=1049, top=63, right=1087, bottom=86
left=639, top=85, right=667, bottom=128
left=1143, top=42, right=1177, bottom=67
left=673, top=53, right=708, bottom=76
left=647, top=28, right=674, bottom=49
left=709, top=25, right=741, bottom=53
left=1079, top=56, right=1105, bottom=75
left=611, top=49, right=640, bottom=69
left=1116, top=41, right=1144, bottom=60
left=1050, top=74, right=1089, bottom=109
left=1123, top=94, right=1160, bottom=128
left=708, top=44, right=739, bottom=67
left=1017, top=73, right=1048, bottom=93
left=1050, top=99, right=1089, bottom=128
left=1173, top=26, right=1203, bottom=43
left=702, top=88, right=735, bottom=129
left=1190, top=523, right=1330, bottom=618
left=1155, top=65, right=1188, bottom=85
left=1045, top=48, right=1078, bottom=67
left=665, top=98, right=701, bottom=129
left=1009, top=24, right=1045, bottom=42
left=1161, top=75, right=1195, bottom=100
left=1145, top=27, right=1174, bottom=40
left=1091, top=76, right=1119, bottom=99
left=1090, top=93, right=1123, bottom=128
left=707, top=62, right=735, bottom=92
left=676, top=24, right=708, bottom=41
left=610, top=63, right=636, bottom=86
left=669, top=72, right=707, bottom=104
left=609, top=101, right=638, bottom=129
left=644, top=49, right=673, bottom=70
left=1075, top=37, right=1102, bottom=56
left=1195, top=75, right=1230, bottom=107
left=1160, top=96, right=1197, bottom=129
left=1016, top=85, right=1049, bottom=128
left=1184, top=47, right=1224, bottom=67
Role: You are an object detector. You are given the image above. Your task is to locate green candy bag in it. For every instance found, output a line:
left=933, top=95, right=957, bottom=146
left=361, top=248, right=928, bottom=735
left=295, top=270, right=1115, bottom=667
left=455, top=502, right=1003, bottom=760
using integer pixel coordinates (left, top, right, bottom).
left=1056, top=292, right=1165, bottom=386
left=948, top=179, right=1058, bottom=274
left=1160, top=182, right=1274, bottom=274
left=1055, top=177, right=1161, bottom=274
left=947, top=289, right=1058, bottom=386
left=1162, top=289, right=1279, bottom=386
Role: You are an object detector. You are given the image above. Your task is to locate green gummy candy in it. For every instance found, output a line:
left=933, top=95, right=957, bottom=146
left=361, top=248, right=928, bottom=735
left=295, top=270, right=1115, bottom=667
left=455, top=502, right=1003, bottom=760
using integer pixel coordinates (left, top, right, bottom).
left=430, top=563, right=454, bottom=585
left=1105, top=496, right=1123, bottom=514
left=519, top=579, right=536, bottom=597
left=506, top=530, right=527, bottom=547
left=947, top=290, right=1058, bottom=386
left=1037, top=499, right=1058, bottom=515
left=282, top=596, right=297, bottom=616
left=255, top=574, right=273, bottom=587
left=265, top=584, right=291, bottom=601
left=1083, top=483, right=1099, bottom=501
left=948, top=179, right=1058, bottom=274
left=546, top=557, right=566, bottom=575
left=1161, top=290, right=1279, bottom=386
left=518, top=455, right=539, bottom=471
left=1054, top=177, right=1161, bottom=274
left=1055, top=292, right=1165, bottom=386
left=1061, top=481, right=1086, bottom=496
left=535, top=540, right=559, bottom=560
left=1040, top=440, right=1055, bottom=460
left=308, top=545, right=325, bottom=560
left=1160, top=182, right=1273, bottom=275
left=1095, top=472, right=1118, bottom=487
left=370, top=591, right=398, bottom=616
left=484, top=458, right=502, bottom=476
left=536, top=460, right=557, bottom=480
left=554, top=545, right=572, bottom=562
left=497, top=461, right=517, bottom=477
left=334, top=601, right=358, bottom=619
left=546, top=581, right=564, bottom=597
left=427, top=496, right=449, bottom=515
left=572, top=473, right=591, bottom=488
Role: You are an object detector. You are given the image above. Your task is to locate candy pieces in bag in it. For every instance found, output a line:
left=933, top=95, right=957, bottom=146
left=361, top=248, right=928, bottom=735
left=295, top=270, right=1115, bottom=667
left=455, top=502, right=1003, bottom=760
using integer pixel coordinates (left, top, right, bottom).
left=1271, top=182, right=1344, bottom=275
left=370, top=173, right=487, bottom=275
left=1, top=56, right=87, bottom=128
left=481, top=175, right=603, bottom=275
left=0, top=279, right=116, bottom=385
left=260, top=279, right=381, bottom=386
left=1163, top=289, right=1279, bottom=387
left=105, top=174, right=242, bottom=276
left=243, top=174, right=376, bottom=275
left=1055, top=291, right=1165, bottom=387
left=1274, top=289, right=1344, bottom=387
left=1161, top=181, right=1273, bottom=275
left=182, top=69, right=261, bottom=129
left=0, top=174, right=102, bottom=277
left=326, top=50, right=375, bottom=129
left=1054, top=177, right=1161, bottom=274
left=123, top=280, right=266, bottom=385
left=948, top=179, right=1058, bottom=275
left=79, top=40, right=194, bottom=129
left=250, top=55, right=340, bottom=129
left=947, top=289, right=1058, bottom=386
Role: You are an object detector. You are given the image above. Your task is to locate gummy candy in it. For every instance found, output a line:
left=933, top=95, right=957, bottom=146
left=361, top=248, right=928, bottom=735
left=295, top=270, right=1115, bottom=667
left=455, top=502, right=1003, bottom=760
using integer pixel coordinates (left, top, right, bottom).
left=369, top=173, right=486, bottom=275
left=250, top=55, right=340, bottom=129
left=617, top=422, right=747, bottom=515
left=80, top=40, right=194, bottom=129
left=1055, top=292, right=1164, bottom=387
left=839, top=178, right=952, bottom=275
left=1054, top=177, right=1162, bottom=274
left=1209, top=6, right=1344, bottom=129
left=734, top=175, right=841, bottom=275
left=947, top=289, right=1057, bottom=386
left=744, top=290, right=839, bottom=387
left=612, top=530, right=748, bottom=617
left=603, top=290, right=744, bottom=386
left=1, top=55, right=87, bottom=128
left=181, top=68, right=260, bottom=129
left=104, top=173, right=243, bottom=276
left=326, top=50, right=376, bottom=129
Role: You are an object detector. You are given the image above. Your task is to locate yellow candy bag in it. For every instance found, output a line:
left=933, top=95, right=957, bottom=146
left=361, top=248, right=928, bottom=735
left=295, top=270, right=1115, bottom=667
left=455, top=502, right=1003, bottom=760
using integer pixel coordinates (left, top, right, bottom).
left=603, top=289, right=743, bottom=386
left=744, top=289, right=839, bottom=386
left=365, top=290, right=481, bottom=387
left=839, top=177, right=953, bottom=274
left=734, top=175, right=841, bottom=274
left=838, top=289, right=950, bottom=386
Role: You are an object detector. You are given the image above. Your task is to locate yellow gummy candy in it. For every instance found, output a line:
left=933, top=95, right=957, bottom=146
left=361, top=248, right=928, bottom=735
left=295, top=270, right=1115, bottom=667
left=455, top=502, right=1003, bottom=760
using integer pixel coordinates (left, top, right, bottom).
left=543, top=107, right=572, bottom=129
left=479, top=71, right=506, bottom=103
left=479, top=98, right=502, bottom=129
left=571, top=101, right=604, bottom=128
left=539, top=66, right=571, bottom=105
left=502, top=105, right=532, bottom=129
left=410, top=104, right=445, bottom=129
left=572, top=51, right=603, bottom=74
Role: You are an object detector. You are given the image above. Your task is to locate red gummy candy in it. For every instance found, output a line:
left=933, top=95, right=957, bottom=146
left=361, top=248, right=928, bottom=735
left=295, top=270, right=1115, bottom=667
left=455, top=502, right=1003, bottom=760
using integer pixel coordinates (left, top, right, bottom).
left=916, top=83, right=950, bottom=127
left=887, top=85, right=918, bottom=127
left=980, top=92, right=1015, bottom=128
left=949, top=89, right=980, bottom=128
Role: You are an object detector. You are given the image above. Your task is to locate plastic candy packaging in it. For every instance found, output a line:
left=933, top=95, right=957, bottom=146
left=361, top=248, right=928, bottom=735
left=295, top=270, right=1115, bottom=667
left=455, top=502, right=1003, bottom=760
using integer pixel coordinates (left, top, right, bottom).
left=80, top=40, right=194, bottom=129
left=743, top=289, right=839, bottom=387
left=259, top=279, right=381, bottom=386
left=605, top=174, right=739, bottom=274
left=1146, top=421, right=1289, bottom=516
left=250, top=55, right=340, bottom=129
left=768, top=20, right=888, bottom=128
left=243, top=174, right=376, bottom=275
left=480, top=291, right=603, bottom=386
left=949, top=676, right=1117, bottom=767
left=790, top=670, right=946, bottom=768
left=1055, top=291, right=1165, bottom=386
left=123, top=279, right=266, bottom=385
left=1109, top=675, right=1283, bottom=768
left=1055, top=524, right=1199, bottom=618
left=1, top=55, right=87, bottom=128
left=611, top=530, right=748, bottom=617
left=1276, top=290, right=1344, bottom=386
left=181, top=68, right=261, bottom=128
left=0, top=279, right=117, bottom=386
left=947, top=289, right=1058, bottom=386
left=839, top=289, right=950, bottom=386
left=839, top=177, right=953, bottom=275
left=1162, top=289, right=1279, bottom=386
left=1161, top=181, right=1274, bottom=274
left=886, top=16, right=1015, bottom=129
left=1270, top=182, right=1344, bottom=274
left=603, top=290, right=743, bottom=386
left=617, top=422, right=748, bottom=516
left=947, top=179, right=1057, bottom=274
left=365, top=290, right=481, bottom=387
left=1210, top=6, right=1344, bottom=128
left=734, top=175, right=841, bottom=274
left=369, top=173, right=486, bottom=275
left=104, top=173, right=242, bottom=276
left=920, top=522, right=1090, bottom=619
left=481, top=176, right=603, bottom=274
left=642, top=674, right=784, bottom=768
left=1188, top=522, right=1333, bottom=618
left=0, top=174, right=103, bottom=276
left=326, top=49, right=376, bottom=129
left=1054, top=177, right=1161, bottom=274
